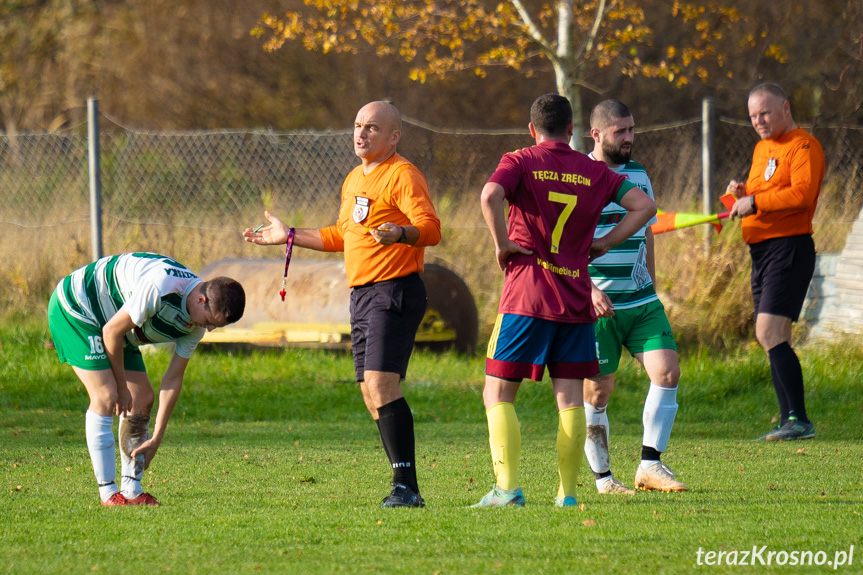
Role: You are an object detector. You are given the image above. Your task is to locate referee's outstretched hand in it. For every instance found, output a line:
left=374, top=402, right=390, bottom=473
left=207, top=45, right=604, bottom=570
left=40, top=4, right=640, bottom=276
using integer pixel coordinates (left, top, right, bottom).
left=243, top=211, right=290, bottom=245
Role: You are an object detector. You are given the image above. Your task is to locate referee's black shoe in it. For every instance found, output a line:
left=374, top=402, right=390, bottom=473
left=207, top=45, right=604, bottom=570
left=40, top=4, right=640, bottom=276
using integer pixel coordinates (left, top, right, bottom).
left=764, top=418, right=815, bottom=441
left=380, top=482, right=425, bottom=508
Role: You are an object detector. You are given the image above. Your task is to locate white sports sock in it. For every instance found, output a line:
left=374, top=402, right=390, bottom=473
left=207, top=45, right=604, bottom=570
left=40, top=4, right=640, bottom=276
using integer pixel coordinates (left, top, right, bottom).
left=85, top=410, right=117, bottom=502
left=642, top=383, right=678, bottom=453
left=583, top=402, right=611, bottom=474
left=119, top=414, right=149, bottom=499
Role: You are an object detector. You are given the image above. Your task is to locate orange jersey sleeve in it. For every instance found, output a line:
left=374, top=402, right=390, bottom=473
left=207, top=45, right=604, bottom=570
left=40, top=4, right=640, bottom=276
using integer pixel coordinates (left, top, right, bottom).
left=320, top=154, right=440, bottom=287
left=319, top=223, right=344, bottom=252
left=742, top=128, right=825, bottom=244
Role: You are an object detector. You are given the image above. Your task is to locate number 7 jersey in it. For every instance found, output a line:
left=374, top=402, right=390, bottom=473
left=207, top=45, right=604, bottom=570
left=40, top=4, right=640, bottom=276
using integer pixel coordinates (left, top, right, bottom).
left=487, top=140, right=633, bottom=323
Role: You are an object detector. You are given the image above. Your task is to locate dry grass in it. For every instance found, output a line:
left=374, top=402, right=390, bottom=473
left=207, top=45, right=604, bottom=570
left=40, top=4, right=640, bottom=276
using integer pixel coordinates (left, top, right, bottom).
left=654, top=225, right=753, bottom=350
left=3, top=138, right=861, bottom=349
left=2, top=205, right=857, bottom=350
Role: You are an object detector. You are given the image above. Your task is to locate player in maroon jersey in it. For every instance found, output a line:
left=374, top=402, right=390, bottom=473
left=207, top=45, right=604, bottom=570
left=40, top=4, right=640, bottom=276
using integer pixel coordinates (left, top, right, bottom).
left=472, top=93, right=656, bottom=507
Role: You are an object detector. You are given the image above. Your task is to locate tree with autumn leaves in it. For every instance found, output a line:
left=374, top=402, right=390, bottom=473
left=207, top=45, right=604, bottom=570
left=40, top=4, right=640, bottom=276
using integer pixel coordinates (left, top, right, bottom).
left=253, top=0, right=786, bottom=150
left=0, top=1, right=859, bottom=132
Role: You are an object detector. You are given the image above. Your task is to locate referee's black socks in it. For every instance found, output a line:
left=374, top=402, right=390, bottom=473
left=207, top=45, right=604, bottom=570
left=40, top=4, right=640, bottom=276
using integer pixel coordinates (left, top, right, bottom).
left=768, top=342, right=809, bottom=424
left=377, top=397, right=419, bottom=494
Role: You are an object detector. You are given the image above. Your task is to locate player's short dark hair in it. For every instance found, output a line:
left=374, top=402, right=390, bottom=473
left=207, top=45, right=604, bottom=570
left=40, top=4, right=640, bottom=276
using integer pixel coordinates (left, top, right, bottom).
left=749, top=82, right=788, bottom=102
left=530, top=94, right=573, bottom=137
left=590, top=99, right=633, bottom=131
left=201, top=277, right=245, bottom=324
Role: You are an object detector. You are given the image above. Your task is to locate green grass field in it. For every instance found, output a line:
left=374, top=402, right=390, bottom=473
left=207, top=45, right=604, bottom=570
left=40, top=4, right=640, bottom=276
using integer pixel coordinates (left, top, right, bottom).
left=2, top=320, right=862, bottom=574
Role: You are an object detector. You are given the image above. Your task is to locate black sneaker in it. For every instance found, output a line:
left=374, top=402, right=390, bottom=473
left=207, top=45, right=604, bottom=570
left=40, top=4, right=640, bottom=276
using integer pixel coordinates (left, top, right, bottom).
left=755, top=424, right=781, bottom=441
left=380, top=482, right=425, bottom=508
left=765, top=419, right=815, bottom=441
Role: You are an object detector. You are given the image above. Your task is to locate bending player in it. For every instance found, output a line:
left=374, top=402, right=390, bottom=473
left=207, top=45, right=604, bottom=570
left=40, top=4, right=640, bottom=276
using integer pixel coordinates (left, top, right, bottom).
left=584, top=100, right=687, bottom=494
left=48, top=252, right=245, bottom=506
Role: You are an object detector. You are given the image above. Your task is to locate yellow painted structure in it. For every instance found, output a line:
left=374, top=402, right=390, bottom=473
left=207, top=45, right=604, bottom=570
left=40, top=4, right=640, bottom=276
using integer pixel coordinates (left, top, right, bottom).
left=198, top=259, right=476, bottom=352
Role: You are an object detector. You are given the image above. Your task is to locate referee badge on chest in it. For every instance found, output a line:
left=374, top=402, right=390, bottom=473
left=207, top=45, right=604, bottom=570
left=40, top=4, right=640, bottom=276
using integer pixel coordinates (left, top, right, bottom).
left=353, top=196, right=370, bottom=223
left=764, top=158, right=777, bottom=181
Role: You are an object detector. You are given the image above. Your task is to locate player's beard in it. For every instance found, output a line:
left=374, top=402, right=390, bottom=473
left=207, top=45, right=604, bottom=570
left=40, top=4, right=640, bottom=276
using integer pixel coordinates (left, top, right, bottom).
left=603, top=141, right=632, bottom=165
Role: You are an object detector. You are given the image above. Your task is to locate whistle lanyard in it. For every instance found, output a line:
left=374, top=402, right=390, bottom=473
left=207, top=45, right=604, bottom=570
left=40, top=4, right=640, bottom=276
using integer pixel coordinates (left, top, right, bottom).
left=279, top=228, right=295, bottom=302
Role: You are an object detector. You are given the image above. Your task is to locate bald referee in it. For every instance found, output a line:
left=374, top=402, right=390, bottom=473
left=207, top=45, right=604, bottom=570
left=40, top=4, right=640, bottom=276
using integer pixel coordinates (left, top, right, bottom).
left=244, top=101, right=441, bottom=507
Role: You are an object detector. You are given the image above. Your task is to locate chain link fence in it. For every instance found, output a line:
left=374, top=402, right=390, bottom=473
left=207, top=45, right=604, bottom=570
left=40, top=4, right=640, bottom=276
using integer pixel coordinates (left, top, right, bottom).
left=2, top=111, right=862, bottom=317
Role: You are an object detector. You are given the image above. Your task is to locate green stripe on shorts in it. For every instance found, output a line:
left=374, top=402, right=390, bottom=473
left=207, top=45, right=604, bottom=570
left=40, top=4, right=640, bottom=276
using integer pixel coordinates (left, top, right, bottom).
left=594, top=299, right=676, bottom=376
left=48, top=290, right=145, bottom=372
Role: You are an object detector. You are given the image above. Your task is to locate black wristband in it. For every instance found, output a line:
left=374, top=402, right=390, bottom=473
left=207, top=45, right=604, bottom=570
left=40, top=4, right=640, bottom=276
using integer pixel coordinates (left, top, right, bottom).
left=398, top=226, right=408, bottom=244
left=750, top=195, right=756, bottom=212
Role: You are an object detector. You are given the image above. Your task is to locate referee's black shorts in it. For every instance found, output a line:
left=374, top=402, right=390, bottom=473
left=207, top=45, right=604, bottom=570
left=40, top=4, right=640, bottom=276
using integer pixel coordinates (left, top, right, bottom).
left=349, top=273, right=427, bottom=382
left=749, top=234, right=816, bottom=322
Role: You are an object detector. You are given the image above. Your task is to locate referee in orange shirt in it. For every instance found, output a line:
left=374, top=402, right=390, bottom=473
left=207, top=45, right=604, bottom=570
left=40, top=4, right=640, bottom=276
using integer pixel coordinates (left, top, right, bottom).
left=727, top=83, right=825, bottom=441
left=244, top=101, right=441, bottom=507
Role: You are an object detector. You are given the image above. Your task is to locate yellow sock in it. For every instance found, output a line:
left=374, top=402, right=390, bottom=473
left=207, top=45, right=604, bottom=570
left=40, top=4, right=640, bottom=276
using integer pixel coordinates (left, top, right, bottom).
left=557, top=406, right=586, bottom=500
left=486, top=402, right=521, bottom=490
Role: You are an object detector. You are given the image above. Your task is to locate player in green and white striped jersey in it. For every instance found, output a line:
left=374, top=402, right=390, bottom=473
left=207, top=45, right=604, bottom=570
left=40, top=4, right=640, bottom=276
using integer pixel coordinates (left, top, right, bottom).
left=48, top=252, right=245, bottom=506
left=584, top=100, right=687, bottom=494
left=588, top=159, right=657, bottom=310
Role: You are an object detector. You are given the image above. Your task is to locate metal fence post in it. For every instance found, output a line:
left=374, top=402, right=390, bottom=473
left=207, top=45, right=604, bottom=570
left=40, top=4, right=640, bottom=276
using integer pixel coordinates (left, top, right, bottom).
left=88, top=96, right=103, bottom=262
left=701, top=97, right=715, bottom=255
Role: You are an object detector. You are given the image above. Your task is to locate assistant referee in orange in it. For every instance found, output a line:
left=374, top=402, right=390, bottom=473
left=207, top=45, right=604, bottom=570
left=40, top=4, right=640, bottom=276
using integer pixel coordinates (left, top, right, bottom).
left=727, top=83, right=825, bottom=441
